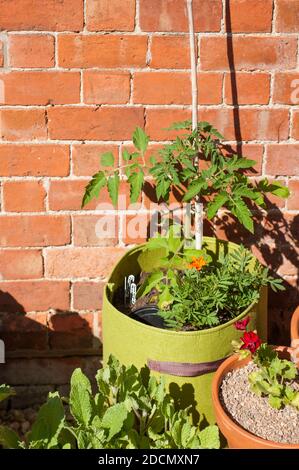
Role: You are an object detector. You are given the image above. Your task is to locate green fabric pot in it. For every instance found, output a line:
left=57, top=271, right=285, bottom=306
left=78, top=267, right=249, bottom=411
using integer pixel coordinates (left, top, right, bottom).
left=103, top=237, right=268, bottom=424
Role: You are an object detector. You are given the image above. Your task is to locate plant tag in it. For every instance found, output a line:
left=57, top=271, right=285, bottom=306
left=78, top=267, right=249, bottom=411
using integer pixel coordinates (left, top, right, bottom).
left=130, top=283, right=137, bottom=305
left=124, top=275, right=135, bottom=305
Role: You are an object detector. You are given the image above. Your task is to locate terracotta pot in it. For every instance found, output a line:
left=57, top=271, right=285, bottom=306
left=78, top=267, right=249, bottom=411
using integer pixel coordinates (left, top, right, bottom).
left=291, top=306, right=299, bottom=343
left=212, top=347, right=299, bottom=449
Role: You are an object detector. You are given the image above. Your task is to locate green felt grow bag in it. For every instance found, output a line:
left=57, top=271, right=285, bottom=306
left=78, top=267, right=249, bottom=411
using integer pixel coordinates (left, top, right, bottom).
left=102, top=237, right=268, bottom=424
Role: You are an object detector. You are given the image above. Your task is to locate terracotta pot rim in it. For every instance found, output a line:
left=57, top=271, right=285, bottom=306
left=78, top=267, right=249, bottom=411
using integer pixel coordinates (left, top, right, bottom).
left=291, top=306, right=299, bottom=341
left=212, top=348, right=299, bottom=449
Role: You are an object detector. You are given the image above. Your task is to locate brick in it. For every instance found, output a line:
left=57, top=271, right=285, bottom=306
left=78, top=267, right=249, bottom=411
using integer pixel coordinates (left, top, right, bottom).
left=58, top=35, right=147, bottom=68
left=266, top=145, right=299, bottom=176
left=273, top=73, right=299, bottom=105
left=0, top=250, right=43, bottom=280
left=200, top=37, right=297, bottom=71
left=86, top=0, right=136, bottom=31
left=47, top=106, right=144, bottom=140
left=0, top=312, right=48, bottom=350
left=0, top=109, right=47, bottom=141
left=224, top=73, right=270, bottom=105
left=83, top=71, right=130, bottom=105
left=45, top=247, right=126, bottom=279
left=0, top=144, right=70, bottom=176
left=123, top=213, right=148, bottom=244
left=9, top=34, right=54, bottom=68
left=226, top=0, right=273, bottom=32
left=139, top=0, right=222, bottom=32
left=222, top=143, right=264, bottom=175
left=0, top=0, right=83, bottom=31
left=0, top=72, right=80, bottom=105
left=292, top=110, right=299, bottom=139
left=3, top=181, right=46, bottom=212
left=48, top=312, right=94, bottom=349
left=133, top=72, right=222, bottom=105
left=0, top=215, right=70, bottom=247
left=150, top=36, right=193, bottom=69
left=72, top=144, right=118, bottom=176
left=0, top=281, right=70, bottom=312
left=73, top=215, right=118, bottom=246
left=276, top=0, right=299, bottom=32
left=73, top=281, right=104, bottom=310
left=288, top=180, right=299, bottom=210
left=1, top=356, right=100, bottom=386
left=146, top=108, right=289, bottom=141
left=0, top=41, right=3, bottom=67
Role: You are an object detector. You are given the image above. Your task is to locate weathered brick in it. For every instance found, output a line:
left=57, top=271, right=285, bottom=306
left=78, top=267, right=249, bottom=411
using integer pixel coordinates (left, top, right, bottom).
left=0, top=41, right=3, bottom=67
left=224, top=73, right=270, bottom=105
left=139, top=0, right=222, bottom=32
left=72, top=144, right=118, bottom=176
left=86, top=0, right=136, bottom=31
left=226, top=0, right=273, bottom=32
left=276, top=0, right=299, bottom=32
left=0, top=0, right=83, bottom=31
left=145, top=108, right=191, bottom=141
left=0, top=145, right=70, bottom=177
left=0, top=281, right=70, bottom=312
left=9, top=34, right=55, bottom=68
left=47, top=107, right=144, bottom=140
left=150, top=36, right=193, bottom=69
left=48, top=312, right=94, bottom=349
left=3, top=181, right=46, bottom=212
left=73, top=281, right=104, bottom=310
left=200, top=37, right=297, bottom=71
left=273, top=72, right=299, bottom=105
left=83, top=71, right=130, bottom=104
left=0, top=312, right=48, bottom=351
left=123, top=213, right=148, bottom=244
left=133, top=72, right=222, bottom=105
left=58, top=35, right=147, bottom=68
left=0, top=250, right=43, bottom=280
left=266, top=145, right=299, bottom=176
left=0, top=109, right=47, bottom=141
left=45, top=247, right=126, bottom=279
left=0, top=72, right=80, bottom=105
left=288, top=180, right=299, bottom=210
left=0, top=216, right=70, bottom=247
left=73, top=215, right=118, bottom=246
left=292, top=110, right=299, bottom=139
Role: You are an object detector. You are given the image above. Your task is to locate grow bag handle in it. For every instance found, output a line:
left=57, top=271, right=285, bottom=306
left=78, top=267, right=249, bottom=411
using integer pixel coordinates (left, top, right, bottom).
left=147, top=357, right=228, bottom=377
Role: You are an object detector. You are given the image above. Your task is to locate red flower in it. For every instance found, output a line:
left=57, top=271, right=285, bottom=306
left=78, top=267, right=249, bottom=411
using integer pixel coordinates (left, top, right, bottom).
left=234, top=316, right=251, bottom=331
left=240, top=331, right=261, bottom=354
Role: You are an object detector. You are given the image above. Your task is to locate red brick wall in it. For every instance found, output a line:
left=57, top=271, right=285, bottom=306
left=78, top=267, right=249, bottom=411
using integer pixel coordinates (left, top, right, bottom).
left=0, top=0, right=298, bottom=394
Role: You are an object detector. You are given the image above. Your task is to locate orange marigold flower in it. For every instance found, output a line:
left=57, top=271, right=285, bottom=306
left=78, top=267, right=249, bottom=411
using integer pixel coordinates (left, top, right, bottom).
left=188, top=256, right=207, bottom=271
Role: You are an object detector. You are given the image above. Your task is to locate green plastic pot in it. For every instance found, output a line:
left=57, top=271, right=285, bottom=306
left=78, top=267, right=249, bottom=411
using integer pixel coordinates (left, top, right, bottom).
left=103, top=237, right=268, bottom=424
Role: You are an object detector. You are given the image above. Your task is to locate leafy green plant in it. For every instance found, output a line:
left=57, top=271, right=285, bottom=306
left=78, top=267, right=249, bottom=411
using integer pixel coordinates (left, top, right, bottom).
left=249, top=344, right=299, bottom=410
left=82, top=122, right=289, bottom=238
left=140, top=243, right=284, bottom=331
left=0, top=357, right=220, bottom=449
left=0, top=384, right=15, bottom=403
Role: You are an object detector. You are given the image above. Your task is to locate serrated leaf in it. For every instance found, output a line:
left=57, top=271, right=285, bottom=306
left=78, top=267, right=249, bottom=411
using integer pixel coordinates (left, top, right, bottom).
left=128, top=170, right=144, bottom=203
left=231, top=158, right=257, bottom=169
left=101, top=403, right=128, bottom=441
left=268, top=395, right=282, bottom=409
left=28, top=392, right=65, bottom=448
left=82, top=171, right=106, bottom=207
left=199, top=425, right=220, bottom=449
left=232, top=198, right=254, bottom=233
left=167, top=120, right=192, bottom=130
left=0, top=425, right=20, bottom=449
left=101, top=152, right=114, bottom=167
left=206, top=192, right=228, bottom=219
left=133, top=127, right=149, bottom=153
left=107, top=172, right=120, bottom=207
left=69, top=369, right=92, bottom=427
left=183, top=180, right=206, bottom=202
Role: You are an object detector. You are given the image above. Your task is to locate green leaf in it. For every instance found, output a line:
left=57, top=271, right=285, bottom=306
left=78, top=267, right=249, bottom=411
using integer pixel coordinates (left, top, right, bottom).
left=232, top=199, right=254, bottom=233
left=138, top=247, right=168, bottom=272
left=0, top=384, right=15, bottom=403
left=268, top=395, right=282, bottom=409
left=183, top=180, right=206, bottom=202
left=133, top=127, right=149, bottom=153
left=107, top=172, right=120, bottom=207
left=167, top=120, right=192, bottom=130
left=206, top=192, right=228, bottom=219
left=269, top=182, right=290, bottom=199
left=82, top=171, right=106, bottom=208
left=123, top=148, right=131, bottom=162
left=137, top=271, right=164, bottom=297
left=101, top=403, right=129, bottom=441
left=28, top=392, right=65, bottom=448
left=199, top=425, right=220, bottom=449
left=101, top=152, right=114, bottom=167
left=69, top=369, right=93, bottom=427
left=230, top=158, right=257, bottom=169
left=0, top=425, right=20, bottom=449
left=128, top=170, right=144, bottom=204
